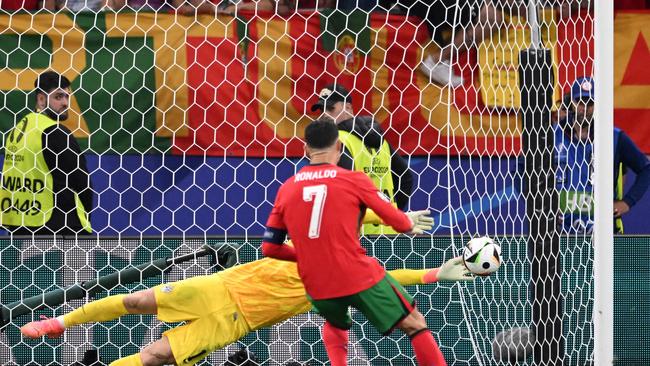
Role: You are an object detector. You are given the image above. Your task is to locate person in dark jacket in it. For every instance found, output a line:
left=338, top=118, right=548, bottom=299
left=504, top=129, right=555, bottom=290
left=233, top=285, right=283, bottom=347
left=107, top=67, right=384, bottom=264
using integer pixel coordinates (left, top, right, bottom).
left=310, top=84, right=413, bottom=235
left=555, top=76, right=650, bottom=233
left=0, top=71, right=92, bottom=235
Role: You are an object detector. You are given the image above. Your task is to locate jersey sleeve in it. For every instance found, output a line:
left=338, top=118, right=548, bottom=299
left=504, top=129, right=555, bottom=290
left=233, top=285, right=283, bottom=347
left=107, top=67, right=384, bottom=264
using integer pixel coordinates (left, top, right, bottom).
left=353, top=173, right=412, bottom=233
left=262, top=184, right=297, bottom=260
left=265, top=203, right=287, bottom=232
left=264, top=184, right=288, bottom=243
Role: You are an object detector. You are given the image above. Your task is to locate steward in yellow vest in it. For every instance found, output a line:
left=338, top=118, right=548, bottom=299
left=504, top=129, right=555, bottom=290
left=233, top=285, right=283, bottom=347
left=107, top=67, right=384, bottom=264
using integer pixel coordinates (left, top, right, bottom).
left=0, top=71, right=92, bottom=235
left=311, top=84, right=413, bottom=235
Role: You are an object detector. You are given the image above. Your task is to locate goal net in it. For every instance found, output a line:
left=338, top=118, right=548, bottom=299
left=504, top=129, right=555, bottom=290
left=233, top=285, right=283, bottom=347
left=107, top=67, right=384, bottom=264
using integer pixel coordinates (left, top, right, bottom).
left=0, top=0, right=601, bottom=365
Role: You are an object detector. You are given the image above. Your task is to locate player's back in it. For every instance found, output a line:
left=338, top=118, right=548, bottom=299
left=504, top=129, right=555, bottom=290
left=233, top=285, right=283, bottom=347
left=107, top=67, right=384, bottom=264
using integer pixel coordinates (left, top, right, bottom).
left=275, top=163, right=387, bottom=299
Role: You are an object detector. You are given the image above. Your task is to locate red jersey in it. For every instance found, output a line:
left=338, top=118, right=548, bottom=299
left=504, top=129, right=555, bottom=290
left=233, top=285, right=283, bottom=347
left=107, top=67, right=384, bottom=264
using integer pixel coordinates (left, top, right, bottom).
left=264, top=163, right=412, bottom=299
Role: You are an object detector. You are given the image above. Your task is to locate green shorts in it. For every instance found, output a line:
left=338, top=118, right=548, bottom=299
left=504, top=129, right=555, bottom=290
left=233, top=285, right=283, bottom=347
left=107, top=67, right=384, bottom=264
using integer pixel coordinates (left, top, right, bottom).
left=308, top=273, right=415, bottom=335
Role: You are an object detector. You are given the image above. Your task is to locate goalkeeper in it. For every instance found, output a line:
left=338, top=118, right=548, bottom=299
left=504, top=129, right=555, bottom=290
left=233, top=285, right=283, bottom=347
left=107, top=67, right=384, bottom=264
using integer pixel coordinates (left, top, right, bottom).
left=21, top=247, right=471, bottom=366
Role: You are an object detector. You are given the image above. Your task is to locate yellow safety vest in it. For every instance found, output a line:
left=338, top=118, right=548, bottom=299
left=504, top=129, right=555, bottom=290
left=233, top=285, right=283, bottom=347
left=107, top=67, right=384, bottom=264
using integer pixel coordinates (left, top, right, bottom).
left=615, top=163, right=624, bottom=234
left=338, top=130, right=396, bottom=235
left=0, top=113, right=91, bottom=232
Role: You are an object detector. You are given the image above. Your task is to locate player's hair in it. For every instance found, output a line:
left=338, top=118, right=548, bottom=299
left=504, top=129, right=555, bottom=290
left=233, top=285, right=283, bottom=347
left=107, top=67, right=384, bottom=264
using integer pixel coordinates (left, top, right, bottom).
left=34, top=71, right=71, bottom=99
left=305, top=118, right=339, bottom=149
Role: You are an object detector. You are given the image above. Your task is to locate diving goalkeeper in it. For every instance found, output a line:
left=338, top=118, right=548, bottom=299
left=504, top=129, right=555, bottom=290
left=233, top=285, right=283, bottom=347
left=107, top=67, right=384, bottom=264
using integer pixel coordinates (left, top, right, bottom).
left=20, top=247, right=472, bottom=366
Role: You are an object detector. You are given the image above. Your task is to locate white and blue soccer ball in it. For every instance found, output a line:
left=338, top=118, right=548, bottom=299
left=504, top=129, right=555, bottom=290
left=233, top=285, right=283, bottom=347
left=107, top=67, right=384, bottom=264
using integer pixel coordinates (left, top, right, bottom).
left=462, top=236, right=502, bottom=276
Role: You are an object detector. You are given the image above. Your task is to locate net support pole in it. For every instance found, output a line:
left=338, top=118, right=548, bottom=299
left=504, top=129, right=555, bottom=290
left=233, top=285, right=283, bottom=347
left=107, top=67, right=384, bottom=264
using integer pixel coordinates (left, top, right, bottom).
left=519, top=2, right=562, bottom=364
left=593, top=0, right=614, bottom=365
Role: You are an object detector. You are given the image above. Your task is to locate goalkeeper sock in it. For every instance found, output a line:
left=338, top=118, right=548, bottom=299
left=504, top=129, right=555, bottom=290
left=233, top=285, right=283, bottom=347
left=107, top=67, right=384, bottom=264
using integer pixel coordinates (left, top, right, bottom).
left=409, top=329, right=447, bottom=366
left=323, top=321, right=348, bottom=366
left=62, top=294, right=128, bottom=328
left=109, top=353, right=143, bottom=366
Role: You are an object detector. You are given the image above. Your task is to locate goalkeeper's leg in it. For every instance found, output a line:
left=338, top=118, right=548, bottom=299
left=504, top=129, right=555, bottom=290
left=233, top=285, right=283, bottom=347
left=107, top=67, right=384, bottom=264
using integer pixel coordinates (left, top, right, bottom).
left=110, top=336, right=175, bottom=366
left=20, top=290, right=157, bottom=339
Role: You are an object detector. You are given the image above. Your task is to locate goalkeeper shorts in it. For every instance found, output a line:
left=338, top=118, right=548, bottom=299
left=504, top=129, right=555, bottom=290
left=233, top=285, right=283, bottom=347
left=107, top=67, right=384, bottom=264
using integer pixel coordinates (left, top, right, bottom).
left=153, top=274, right=251, bottom=366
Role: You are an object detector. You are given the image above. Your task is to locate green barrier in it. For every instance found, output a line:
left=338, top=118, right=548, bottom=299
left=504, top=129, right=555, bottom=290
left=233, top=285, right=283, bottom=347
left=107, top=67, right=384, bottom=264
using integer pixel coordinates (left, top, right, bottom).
left=0, top=236, right=646, bottom=365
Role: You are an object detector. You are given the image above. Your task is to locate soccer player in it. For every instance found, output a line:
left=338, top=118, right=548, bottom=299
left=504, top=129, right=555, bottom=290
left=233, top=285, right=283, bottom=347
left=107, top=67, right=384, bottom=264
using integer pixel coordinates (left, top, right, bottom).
left=20, top=254, right=472, bottom=366
left=262, top=118, right=450, bottom=366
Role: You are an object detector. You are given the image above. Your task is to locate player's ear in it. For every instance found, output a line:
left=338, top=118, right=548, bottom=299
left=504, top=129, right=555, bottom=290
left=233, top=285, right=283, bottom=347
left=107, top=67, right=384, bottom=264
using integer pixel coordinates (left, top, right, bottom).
left=35, top=92, right=46, bottom=111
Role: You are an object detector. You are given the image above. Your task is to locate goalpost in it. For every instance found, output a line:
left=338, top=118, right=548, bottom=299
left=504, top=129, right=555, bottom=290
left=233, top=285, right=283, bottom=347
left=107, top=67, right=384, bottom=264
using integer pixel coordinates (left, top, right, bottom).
left=592, top=0, right=614, bottom=365
left=0, top=0, right=616, bottom=365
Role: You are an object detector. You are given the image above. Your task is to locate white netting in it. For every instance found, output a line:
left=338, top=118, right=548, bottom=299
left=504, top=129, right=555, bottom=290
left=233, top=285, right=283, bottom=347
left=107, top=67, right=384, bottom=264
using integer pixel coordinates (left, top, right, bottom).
left=0, top=1, right=600, bottom=365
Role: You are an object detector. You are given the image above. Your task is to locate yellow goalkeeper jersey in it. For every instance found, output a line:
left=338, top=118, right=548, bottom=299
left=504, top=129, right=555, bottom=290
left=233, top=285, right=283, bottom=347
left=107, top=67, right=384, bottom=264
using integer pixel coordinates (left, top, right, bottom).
left=217, top=257, right=311, bottom=330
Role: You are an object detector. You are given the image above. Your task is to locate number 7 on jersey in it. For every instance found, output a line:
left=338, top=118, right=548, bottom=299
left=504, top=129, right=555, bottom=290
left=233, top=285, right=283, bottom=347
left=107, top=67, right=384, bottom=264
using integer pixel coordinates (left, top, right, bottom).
left=302, top=185, right=327, bottom=238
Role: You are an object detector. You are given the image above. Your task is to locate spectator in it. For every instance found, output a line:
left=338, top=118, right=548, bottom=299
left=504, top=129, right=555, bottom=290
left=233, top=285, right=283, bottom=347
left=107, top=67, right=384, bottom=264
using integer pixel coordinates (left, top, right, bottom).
left=418, top=0, right=522, bottom=87
left=0, top=71, right=93, bottom=235
left=555, top=76, right=650, bottom=234
left=418, top=1, right=587, bottom=88
left=310, top=84, right=413, bottom=235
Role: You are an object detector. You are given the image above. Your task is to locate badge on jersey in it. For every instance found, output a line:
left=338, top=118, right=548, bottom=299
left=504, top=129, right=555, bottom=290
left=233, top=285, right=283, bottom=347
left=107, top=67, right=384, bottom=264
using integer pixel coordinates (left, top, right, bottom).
left=161, top=284, right=174, bottom=293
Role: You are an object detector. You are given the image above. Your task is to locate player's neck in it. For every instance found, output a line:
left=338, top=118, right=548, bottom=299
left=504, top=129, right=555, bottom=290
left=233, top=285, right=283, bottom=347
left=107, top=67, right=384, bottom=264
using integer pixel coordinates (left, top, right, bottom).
left=308, top=150, right=338, bottom=166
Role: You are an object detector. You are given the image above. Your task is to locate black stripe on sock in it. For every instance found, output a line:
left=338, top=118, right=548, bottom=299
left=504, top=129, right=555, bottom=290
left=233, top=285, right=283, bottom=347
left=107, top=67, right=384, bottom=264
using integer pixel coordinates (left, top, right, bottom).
left=408, top=328, right=429, bottom=339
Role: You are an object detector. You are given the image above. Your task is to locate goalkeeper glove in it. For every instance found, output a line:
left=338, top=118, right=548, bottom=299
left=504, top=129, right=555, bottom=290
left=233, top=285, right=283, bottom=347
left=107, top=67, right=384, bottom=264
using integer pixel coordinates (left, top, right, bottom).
left=406, top=210, right=434, bottom=234
left=422, top=256, right=474, bottom=283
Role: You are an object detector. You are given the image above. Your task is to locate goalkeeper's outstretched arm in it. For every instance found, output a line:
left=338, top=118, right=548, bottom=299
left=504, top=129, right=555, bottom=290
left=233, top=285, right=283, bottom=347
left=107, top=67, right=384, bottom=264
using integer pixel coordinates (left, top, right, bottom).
left=389, top=256, right=474, bottom=286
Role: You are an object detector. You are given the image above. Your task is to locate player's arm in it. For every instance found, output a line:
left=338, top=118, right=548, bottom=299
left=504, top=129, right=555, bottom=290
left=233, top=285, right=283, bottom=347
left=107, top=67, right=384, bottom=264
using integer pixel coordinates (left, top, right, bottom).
left=43, top=125, right=93, bottom=213
left=364, top=209, right=433, bottom=234
left=388, top=145, right=413, bottom=211
left=618, top=131, right=650, bottom=207
left=356, top=173, right=413, bottom=233
left=261, top=187, right=297, bottom=262
left=262, top=231, right=296, bottom=261
left=388, top=257, right=474, bottom=286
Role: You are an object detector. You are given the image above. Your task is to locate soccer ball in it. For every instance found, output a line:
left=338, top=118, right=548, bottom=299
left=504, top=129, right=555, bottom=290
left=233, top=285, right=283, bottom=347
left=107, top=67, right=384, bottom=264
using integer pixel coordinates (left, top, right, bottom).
left=462, top=236, right=501, bottom=276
